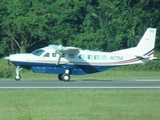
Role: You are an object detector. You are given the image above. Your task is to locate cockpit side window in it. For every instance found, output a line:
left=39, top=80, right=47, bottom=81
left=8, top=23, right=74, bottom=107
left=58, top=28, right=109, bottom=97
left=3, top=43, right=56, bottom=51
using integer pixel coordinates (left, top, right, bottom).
left=43, top=53, right=50, bottom=57
left=32, top=49, right=45, bottom=56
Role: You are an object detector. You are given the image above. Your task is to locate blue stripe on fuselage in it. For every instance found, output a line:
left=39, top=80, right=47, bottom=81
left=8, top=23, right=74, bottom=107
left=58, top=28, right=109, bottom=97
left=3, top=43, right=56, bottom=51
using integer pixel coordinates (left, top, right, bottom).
left=12, top=61, right=113, bottom=75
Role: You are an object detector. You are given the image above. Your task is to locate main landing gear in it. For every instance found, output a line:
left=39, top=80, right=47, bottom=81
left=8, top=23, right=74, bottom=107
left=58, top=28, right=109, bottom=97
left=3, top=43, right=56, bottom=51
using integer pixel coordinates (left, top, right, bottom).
left=58, top=69, right=71, bottom=82
left=14, top=66, right=23, bottom=81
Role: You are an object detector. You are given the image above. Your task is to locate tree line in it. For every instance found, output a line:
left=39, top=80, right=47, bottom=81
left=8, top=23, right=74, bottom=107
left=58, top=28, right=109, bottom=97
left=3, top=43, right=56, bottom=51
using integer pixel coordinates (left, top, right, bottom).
left=0, top=0, right=160, bottom=57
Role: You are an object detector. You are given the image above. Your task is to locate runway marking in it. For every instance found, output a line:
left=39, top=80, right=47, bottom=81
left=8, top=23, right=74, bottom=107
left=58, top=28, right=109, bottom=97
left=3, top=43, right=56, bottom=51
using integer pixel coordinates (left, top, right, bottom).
left=136, top=79, right=160, bottom=81
left=0, top=86, right=160, bottom=89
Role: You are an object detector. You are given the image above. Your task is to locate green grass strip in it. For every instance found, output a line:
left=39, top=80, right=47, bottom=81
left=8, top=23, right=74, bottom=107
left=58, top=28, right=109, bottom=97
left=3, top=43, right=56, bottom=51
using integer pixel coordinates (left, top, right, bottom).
left=0, top=90, right=160, bottom=120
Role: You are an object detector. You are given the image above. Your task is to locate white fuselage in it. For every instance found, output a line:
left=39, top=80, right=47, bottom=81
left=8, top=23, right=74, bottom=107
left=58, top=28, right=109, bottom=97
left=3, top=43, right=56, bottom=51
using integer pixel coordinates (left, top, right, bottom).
left=8, top=46, right=150, bottom=67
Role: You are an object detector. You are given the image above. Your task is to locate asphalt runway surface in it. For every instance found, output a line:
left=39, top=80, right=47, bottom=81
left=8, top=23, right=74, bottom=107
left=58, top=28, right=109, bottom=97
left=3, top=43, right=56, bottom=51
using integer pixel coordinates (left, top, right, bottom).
left=0, top=79, right=160, bottom=89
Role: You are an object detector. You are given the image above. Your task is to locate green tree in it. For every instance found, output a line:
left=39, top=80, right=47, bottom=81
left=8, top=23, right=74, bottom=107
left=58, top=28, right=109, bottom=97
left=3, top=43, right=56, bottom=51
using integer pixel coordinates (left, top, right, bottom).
left=0, top=0, right=160, bottom=57
left=1, top=0, right=49, bottom=53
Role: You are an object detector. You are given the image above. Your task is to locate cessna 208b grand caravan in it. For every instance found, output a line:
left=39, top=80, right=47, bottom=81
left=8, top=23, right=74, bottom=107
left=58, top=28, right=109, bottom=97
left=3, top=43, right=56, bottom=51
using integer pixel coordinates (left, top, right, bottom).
left=4, top=28, right=157, bottom=81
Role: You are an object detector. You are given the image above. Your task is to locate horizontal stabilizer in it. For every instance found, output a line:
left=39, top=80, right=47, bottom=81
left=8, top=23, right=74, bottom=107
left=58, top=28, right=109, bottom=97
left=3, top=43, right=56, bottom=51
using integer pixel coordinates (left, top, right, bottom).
left=151, top=57, right=160, bottom=60
left=135, top=55, right=151, bottom=59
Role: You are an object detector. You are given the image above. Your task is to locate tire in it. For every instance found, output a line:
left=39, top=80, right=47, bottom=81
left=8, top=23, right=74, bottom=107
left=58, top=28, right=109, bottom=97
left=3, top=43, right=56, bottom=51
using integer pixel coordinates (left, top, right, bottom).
left=62, top=74, right=70, bottom=82
left=58, top=74, right=63, bottom=81
left=14, top=74, right=21, bottom=81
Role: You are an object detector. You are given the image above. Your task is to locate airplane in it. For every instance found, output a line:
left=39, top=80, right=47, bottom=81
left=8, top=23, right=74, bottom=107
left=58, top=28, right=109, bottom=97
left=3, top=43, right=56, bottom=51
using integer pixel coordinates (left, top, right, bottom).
left=4, top=28, right=157, bottom=81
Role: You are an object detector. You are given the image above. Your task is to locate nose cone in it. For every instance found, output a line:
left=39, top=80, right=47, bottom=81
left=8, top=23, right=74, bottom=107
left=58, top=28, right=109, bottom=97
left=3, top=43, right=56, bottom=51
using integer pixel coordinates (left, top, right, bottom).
left=4, top=56, right=10, bottom=60
left=4, top=53, right=35, bottom=62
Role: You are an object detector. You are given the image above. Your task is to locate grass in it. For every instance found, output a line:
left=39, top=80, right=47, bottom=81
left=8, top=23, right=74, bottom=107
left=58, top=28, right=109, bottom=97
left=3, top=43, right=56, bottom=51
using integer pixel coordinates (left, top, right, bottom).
left=0, top=90, right=160, bottom=120
left=1, top=60, right=160, bottom=120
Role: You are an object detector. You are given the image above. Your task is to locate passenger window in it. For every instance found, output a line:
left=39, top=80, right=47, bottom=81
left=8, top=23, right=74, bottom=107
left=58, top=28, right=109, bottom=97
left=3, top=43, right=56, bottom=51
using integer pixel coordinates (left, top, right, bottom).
left=68, top=54, right=75, bottom=58
left=94, top=55, right=100, bottom=60
left=52, top=53, right=56, bottom=57
left=87, top=55, right=93, bottom=59
left=102, top=55, right=107, bottom=60
left=43, top=53, right=50, bottom=57
left=79, top=54, right=85, bottom=59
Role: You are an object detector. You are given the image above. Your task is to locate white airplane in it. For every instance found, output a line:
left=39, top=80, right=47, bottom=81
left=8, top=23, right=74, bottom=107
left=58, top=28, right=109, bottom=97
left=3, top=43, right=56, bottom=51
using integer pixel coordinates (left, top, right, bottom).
left=4, top=28, right=157, bottom=81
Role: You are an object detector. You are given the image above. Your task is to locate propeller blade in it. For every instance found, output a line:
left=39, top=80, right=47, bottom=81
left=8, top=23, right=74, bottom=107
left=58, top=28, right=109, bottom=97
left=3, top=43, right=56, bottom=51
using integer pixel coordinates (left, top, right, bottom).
left=8, top=60, right=10, bottom=69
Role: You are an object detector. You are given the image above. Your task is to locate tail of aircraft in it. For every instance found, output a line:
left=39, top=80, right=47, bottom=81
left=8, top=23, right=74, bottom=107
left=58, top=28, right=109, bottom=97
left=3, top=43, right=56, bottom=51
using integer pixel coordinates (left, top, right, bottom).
left=112, top=28, right=157, bottom=59
left=135, top=28, right=157, bottom=57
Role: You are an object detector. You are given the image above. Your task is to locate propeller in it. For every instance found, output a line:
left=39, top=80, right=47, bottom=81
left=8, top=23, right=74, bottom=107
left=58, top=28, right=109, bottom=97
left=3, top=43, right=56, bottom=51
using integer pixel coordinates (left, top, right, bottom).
left=56, top=45, right=63, bottom=65
left=54, top=44, right=80, bottom=65
left=4, top=56, right=11, bottom=69
left=8, top=60, right=11, bottom=69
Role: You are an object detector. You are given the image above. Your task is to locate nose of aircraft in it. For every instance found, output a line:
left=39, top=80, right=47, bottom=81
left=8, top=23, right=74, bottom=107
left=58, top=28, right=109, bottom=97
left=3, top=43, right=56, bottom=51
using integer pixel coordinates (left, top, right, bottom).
left=4, top=56, right=10, bottom=60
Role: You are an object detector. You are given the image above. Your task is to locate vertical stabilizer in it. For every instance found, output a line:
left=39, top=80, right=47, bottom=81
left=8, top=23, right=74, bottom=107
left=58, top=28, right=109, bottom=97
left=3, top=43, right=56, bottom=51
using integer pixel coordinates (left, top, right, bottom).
left=136, top=28, right=156, bottom=57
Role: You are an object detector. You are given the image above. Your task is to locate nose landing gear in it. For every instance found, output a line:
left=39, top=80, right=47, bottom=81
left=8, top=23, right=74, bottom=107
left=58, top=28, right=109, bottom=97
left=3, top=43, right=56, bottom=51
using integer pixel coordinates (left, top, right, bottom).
left=14, top=66, right=23, bottom=81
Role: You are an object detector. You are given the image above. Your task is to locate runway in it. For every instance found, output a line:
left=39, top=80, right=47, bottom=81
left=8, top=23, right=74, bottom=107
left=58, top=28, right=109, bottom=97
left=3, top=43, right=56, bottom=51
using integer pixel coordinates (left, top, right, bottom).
left=0, top=79, right=160, bottom=89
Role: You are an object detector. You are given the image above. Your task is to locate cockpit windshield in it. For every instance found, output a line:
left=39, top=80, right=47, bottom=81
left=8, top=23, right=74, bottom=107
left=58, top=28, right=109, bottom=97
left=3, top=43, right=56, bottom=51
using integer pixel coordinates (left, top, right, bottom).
left=32, top=49, right=45, bottom=56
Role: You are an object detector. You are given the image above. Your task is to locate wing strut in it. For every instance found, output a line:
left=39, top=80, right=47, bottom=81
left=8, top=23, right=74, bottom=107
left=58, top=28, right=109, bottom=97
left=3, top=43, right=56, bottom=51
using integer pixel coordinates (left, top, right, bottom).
left=56, top=52, right=62, bottom=65
left=56, top=45, right=63, bottom=65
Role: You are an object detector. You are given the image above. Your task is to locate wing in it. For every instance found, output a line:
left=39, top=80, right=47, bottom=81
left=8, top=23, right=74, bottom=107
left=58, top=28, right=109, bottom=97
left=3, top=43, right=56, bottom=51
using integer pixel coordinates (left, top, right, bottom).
left=63, top=47, right=80, bottom=54
left=51, top=45, right=80, bottom=65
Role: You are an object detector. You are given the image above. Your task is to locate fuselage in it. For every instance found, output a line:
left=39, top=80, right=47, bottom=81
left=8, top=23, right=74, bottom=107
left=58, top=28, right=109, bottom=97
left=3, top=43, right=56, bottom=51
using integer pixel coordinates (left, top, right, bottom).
left=8, top=45, right=150, bottom=75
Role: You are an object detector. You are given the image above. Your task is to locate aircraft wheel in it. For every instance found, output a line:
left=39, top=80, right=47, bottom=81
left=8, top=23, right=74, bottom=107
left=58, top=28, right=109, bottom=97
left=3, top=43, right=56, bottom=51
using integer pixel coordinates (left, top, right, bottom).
left=58, top=74, right=63, bottom=81
left=14, top=74, right=21, bottom=81
left=62, top=74, right=70, bottom=82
